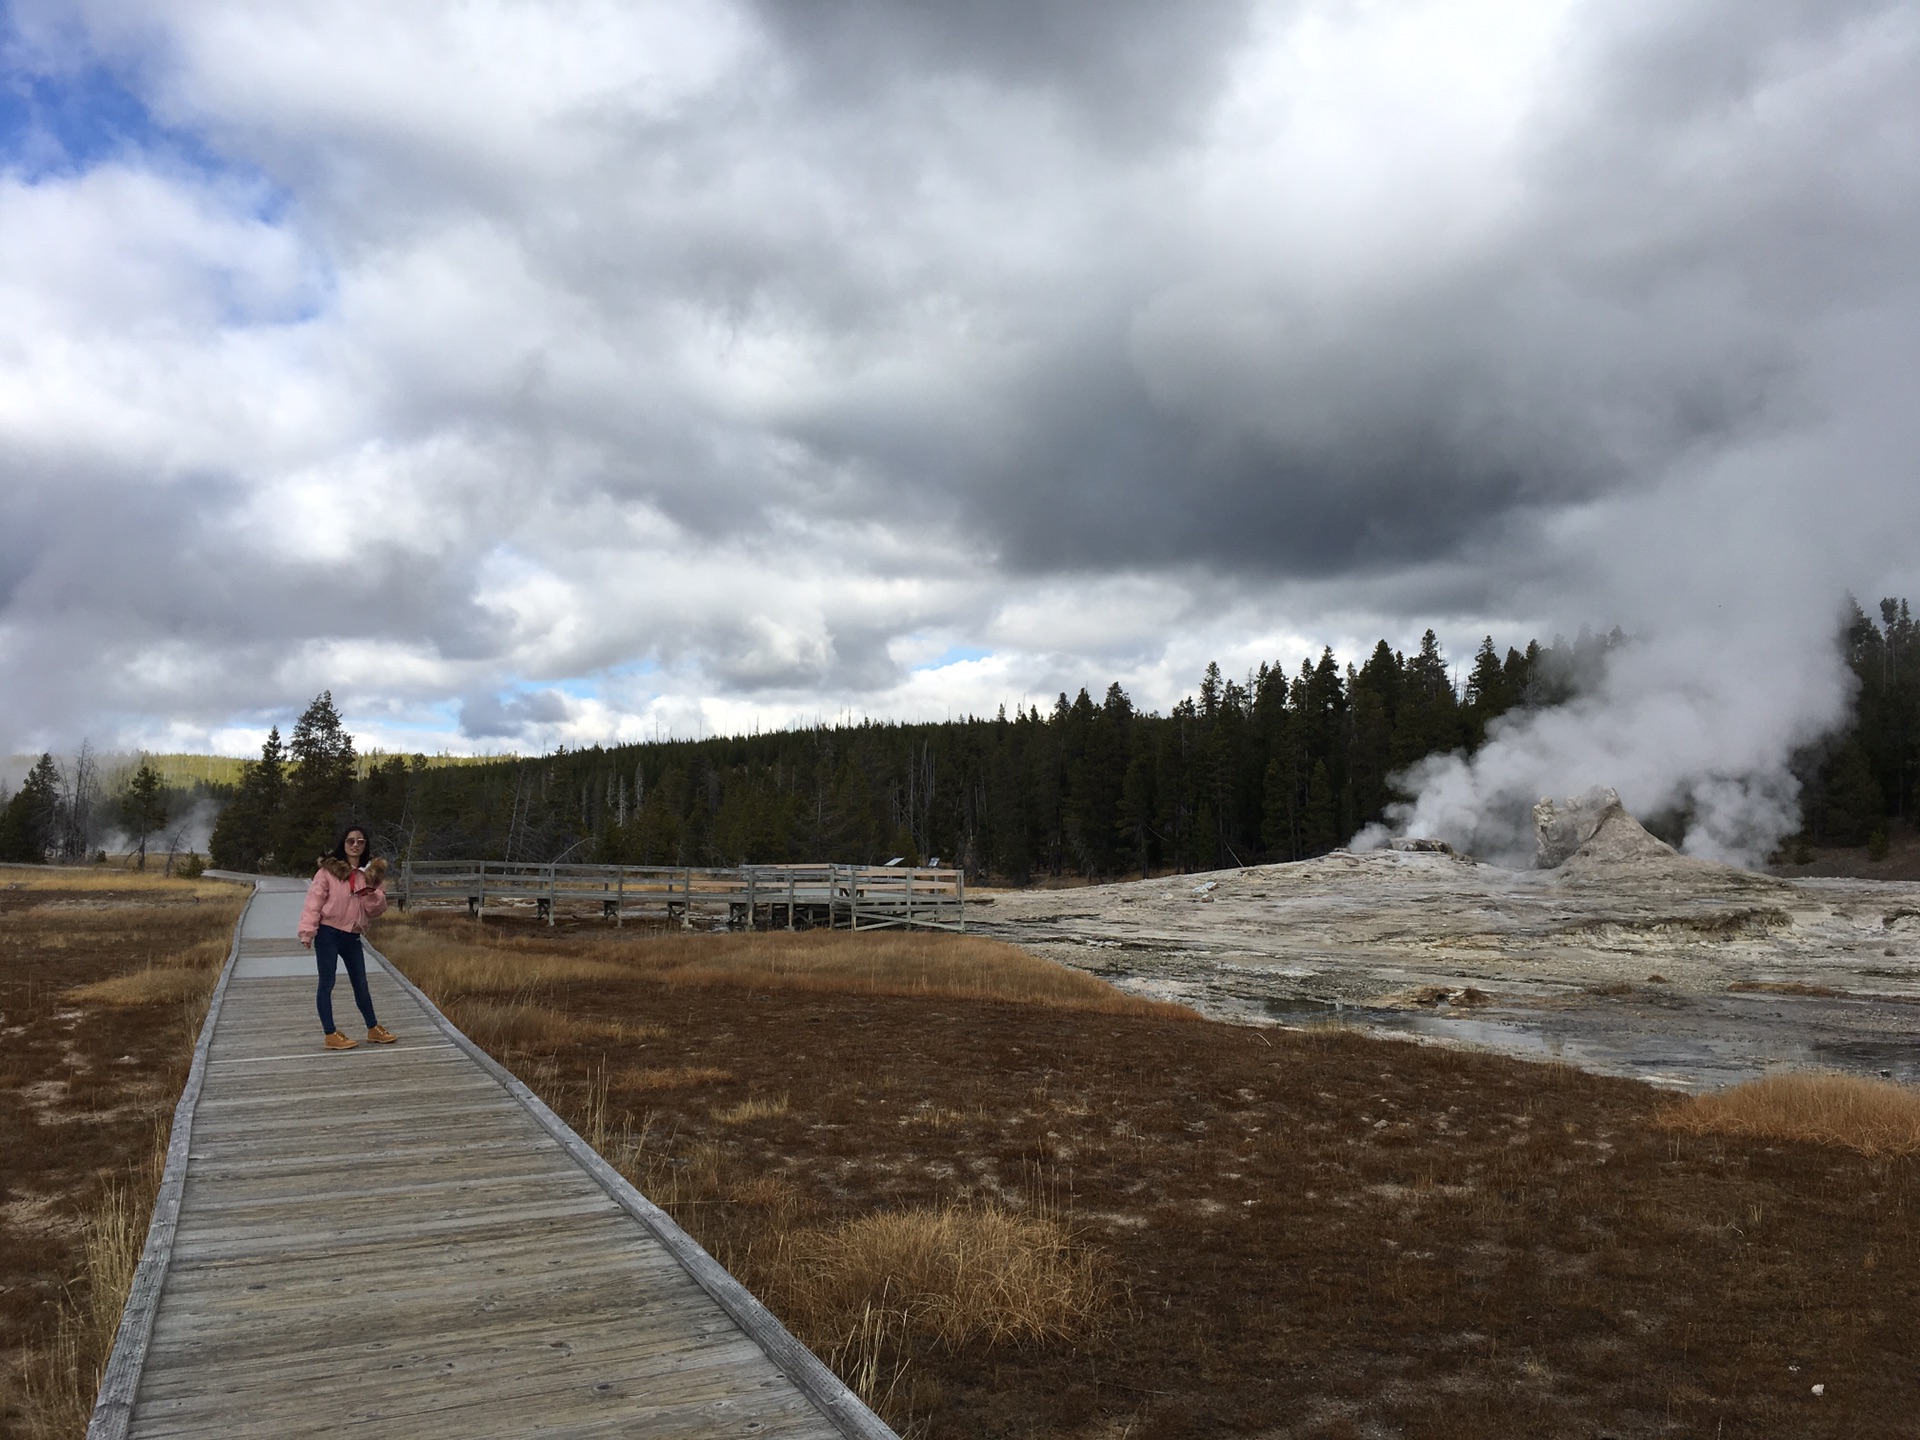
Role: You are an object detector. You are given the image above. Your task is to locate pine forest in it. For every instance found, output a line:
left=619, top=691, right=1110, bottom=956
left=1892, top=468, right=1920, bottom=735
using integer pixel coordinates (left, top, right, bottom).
left=6, top=601, right=1917, bottom=879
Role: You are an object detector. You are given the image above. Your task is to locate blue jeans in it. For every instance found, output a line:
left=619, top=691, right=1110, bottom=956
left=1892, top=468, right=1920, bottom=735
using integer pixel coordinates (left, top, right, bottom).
left=314, top=925, right=378, bottom=1034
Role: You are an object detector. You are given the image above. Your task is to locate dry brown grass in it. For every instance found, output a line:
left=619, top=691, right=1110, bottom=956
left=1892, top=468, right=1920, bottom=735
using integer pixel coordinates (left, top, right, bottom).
left=379, top=911, right=1191, bottom=1017
left=1728, top=979, right=1845, bottom=998
left=1656, top=1071, right=1920, bottom=1156
left=439, top=994, right=659, bottom=1053
left=376, top=912, right=1920, bottom=1438
left=771, top=1204, right=1111, bottom=1352
left=2, top=879, right=245, bottom=1436
left=617, top=1065, right=734, bottom=1093
left=15, top=1092, right=172, bottom=1438
left=713, top=1095, right=790, bottom=1124
left=374, top=912, right=636, bottom=995
left=67, top=930, right=230, bottom=1009
left=0, top=864, right=241, bottom=901
left=598, top=1120, right=1107, bottom=1419
left=622, top=930, right=1186, bottom=1015
left=67, top=967, right=217, bottom=1007
left=760, top=1202, right=1110, bottom=1416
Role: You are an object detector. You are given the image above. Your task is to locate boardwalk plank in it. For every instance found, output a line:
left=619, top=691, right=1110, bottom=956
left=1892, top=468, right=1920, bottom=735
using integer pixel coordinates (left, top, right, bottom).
left=175, top=1169, right=591, bottom=1214
left=142, top=1266, right=712, bottom=1356
left=135, top=1345, right=785, bottom=1429
left=151, top=1225, right=679, bottom=1302
left=138, top=1312, right=762, bottom=1397
left=150, top=1210, right=652, bottom=1288
left=143, top=1288, right=745, bottom=1375
left=135, top=1383, right=828, bottom=1440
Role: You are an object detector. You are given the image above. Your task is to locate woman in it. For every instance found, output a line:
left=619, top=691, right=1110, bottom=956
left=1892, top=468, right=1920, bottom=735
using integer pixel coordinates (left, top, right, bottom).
left=298, top=824, right=396, bottom=1050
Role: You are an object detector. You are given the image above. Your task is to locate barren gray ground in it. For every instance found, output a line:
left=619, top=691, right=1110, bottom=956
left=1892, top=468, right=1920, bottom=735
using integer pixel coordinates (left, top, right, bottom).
left=976, top=824, right=1920, bottom=1091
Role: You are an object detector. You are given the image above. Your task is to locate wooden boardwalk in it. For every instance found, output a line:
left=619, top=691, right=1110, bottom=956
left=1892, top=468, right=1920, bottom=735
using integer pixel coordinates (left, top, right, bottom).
left=400, top=861, right=967, bottom=933
left=92, top=879, right=893, bottom=1440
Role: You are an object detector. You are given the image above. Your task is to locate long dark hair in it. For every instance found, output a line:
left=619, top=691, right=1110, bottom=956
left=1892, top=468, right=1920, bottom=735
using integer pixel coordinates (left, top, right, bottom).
left=327, top=823, right=376, bottom=866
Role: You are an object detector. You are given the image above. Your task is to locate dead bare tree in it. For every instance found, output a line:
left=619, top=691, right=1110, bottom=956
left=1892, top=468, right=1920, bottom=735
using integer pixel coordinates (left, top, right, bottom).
left=60, top=741, right=103, bottom=862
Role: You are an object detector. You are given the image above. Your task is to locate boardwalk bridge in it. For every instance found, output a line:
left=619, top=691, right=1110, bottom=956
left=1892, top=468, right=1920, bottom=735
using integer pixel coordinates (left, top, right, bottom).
left=400, top=860, right=966, bottom=932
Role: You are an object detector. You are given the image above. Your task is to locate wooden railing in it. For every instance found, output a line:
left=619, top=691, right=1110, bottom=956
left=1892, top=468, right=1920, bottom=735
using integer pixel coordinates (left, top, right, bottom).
left=398, top=861, right=965, bottom=932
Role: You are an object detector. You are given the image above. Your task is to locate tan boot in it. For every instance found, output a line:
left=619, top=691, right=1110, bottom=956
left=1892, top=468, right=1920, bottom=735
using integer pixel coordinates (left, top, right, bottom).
left=324, top=1031, right=357, bottom=1051
left=366, top=1024, right=396, bottom=1044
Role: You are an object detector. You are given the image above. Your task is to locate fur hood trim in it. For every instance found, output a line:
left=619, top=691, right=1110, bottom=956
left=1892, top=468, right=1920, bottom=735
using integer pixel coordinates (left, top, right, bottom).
left=318, top=856, right=388, bottom=883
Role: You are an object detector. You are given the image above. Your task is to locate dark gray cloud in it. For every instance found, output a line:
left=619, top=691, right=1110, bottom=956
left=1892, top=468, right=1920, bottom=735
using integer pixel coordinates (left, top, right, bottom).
left=458, top=687, right=574, bottom=740
left=755, top=0, right=1917, bottom=583
left=747, top=0, right=1259, bottom=145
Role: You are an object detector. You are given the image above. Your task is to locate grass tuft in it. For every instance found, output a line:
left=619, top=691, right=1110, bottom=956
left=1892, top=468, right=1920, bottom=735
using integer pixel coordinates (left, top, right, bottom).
left=69, top=966, right=217, bottom=1007
left=619, top=1065, right=734, bottom=1092
left=768, top=1203, right=1111, bottom=1353
left=584, top=1109, right=1109, bottom=1418
left=1656, top=1071, right=1920, bottom=1156
left=713, top=1095, right=790, bottom=1124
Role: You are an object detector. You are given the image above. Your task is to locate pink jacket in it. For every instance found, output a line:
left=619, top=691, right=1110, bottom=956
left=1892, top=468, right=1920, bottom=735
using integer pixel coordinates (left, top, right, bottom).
left=298, top=858, right=389, bottom=942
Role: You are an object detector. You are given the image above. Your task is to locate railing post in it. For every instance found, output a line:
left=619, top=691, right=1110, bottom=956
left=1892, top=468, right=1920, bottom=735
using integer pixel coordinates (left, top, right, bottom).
left=547, top=864, right=556, bottom=927
left=904, top=869, right=913, bottom=929
left=683, top=867, right=693, bottom=930
left=476, top=861, right=486, bottom=921
left=616, top=868, right=624, bottom=928
left=956, top=867, right=965, bottom=932
left=746, top=869, right=757, bottom=932
left=787, top=871, right=796, bottom=931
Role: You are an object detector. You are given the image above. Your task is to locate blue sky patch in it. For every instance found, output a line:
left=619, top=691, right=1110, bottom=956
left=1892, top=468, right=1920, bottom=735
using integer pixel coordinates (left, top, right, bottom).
left=0, top=40, right=246, bottom=189
left=913, top=645, right=993, bottom=672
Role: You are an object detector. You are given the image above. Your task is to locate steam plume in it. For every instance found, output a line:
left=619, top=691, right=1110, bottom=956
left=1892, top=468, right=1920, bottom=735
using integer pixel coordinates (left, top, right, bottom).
left=1360, top=612, right=1857, bottom=869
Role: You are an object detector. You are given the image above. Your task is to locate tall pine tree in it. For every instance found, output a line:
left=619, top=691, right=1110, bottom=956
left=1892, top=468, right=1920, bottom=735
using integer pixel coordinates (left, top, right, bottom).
left=277, top=694, right=357, bottom=865
left=210, top=729, right=288, bottom=871
left=0, top=754, right=62, bottom=863
left=119, top=759, right=168, bottom=870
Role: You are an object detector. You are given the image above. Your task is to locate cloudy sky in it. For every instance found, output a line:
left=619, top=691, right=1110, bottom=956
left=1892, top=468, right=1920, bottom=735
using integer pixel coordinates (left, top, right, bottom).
left=2, top=0, right=1916, bottom=776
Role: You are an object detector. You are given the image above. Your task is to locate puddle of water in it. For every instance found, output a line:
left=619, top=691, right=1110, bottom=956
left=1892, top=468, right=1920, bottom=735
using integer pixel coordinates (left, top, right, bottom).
left=1253, top=992, right=1917, bottom=1092
left=1260, top=996, right=1344, bottom=1019
left=1808, top=1040, right=1920, bottom=1085
left=1366, top=1010, right=1751, bottom=1091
